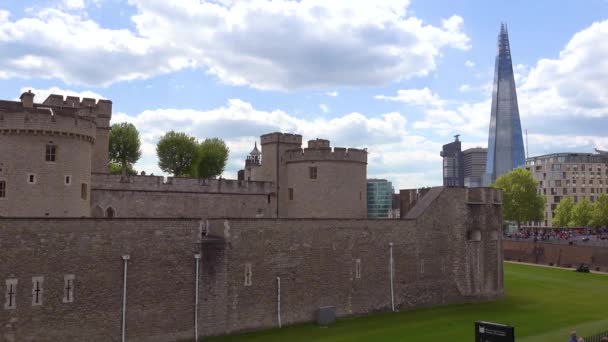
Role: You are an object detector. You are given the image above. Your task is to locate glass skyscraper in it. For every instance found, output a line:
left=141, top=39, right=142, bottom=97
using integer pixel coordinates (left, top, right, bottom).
left=483, top=24, right=526, bottom=186
left=367, top=179, right=393, bottom=218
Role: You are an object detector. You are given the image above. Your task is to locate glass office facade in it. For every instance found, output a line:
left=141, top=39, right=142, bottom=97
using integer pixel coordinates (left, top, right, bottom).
left=484, top=24, right=526, bottom=186
left=367, top=179, right=394, bottom=218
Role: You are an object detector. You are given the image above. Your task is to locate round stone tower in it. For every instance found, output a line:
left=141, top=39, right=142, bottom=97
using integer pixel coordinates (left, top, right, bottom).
left=0, top=91, right=100, bottom=217
left=283, top=138, right=368, bottom=218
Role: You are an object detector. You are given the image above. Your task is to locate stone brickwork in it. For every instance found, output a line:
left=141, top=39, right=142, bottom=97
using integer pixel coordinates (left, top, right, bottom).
left=0, top=187, right=503, bottom=341
left=90, top=174, right=274, bottom=218
left=504, top=240, right=608, bottom=271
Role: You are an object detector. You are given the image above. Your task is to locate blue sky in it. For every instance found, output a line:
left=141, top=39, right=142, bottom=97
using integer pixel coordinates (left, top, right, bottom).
left=1, top=0, right=608, bottom=189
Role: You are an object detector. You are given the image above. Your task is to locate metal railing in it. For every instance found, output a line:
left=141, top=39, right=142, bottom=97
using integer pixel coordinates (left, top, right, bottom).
left=584, top=330, right=608, bottom=342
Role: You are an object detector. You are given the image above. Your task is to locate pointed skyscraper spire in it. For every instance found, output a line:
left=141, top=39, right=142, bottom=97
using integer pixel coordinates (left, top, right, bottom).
left=483, top=24, right=526, bottom=186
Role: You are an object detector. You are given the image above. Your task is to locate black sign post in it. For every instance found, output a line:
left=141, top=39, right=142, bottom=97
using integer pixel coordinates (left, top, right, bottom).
left=475, top=321, right=515, bottom=342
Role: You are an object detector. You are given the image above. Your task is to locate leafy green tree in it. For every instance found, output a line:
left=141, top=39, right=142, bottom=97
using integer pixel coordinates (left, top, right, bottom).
left=109, top=162, right=137, bottom=176
left=156, top=131, right=198, bottom=176
left=191, top=138, right=230, bottom=179
left=109, top=123, right=142, bottom=177
left=492, top=168, right=545, bottom=230
left=571, top=198, right=593, bottom=227
left=552, top=197, right=574, bottom=228
left=590, top=194, right=608, bottom=228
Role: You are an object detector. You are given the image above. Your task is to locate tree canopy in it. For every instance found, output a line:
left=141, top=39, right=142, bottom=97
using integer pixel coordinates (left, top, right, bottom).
left=156, top=131, right=198, bottom=176
left=492, top=168, right=545, bottom=229
left=571, top=198, right=593, bottom=227
left=553, top=196, right=574, bottom=228
left=192, top=138, right=230, bottom=179
left=109, top=122, right=142, bottom=177
left=109, top=162, right=137, bottom=176
left=591, top=193, right=608, bottom=228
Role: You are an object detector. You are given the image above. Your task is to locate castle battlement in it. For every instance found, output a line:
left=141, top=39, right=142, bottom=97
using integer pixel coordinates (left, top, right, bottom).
left=0, top=107, right=97, bottom=143
left=91, top=174, right=274, bottom=194
left=260, top=132, right=303, bottom=145
left=42, top=94, right=112, bottom=118
left=283, top=146, right=367, bottom=163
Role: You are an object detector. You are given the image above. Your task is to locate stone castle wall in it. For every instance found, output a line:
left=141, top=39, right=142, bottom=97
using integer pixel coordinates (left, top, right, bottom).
left=90, top=174, right=275, bottom=218
left=0, top=187, right=503, bottom=341
left=504, top=240, right=608, bottom=271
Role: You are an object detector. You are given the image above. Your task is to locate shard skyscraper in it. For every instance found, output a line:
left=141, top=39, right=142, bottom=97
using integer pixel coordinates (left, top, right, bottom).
left=483, top=24, right=526, bottom=186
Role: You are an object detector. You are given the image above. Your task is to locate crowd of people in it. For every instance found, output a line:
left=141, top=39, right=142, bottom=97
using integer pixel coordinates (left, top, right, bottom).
left=505, top=227, right=608, bottom=244
left=567, top=330, right=608, bottom=342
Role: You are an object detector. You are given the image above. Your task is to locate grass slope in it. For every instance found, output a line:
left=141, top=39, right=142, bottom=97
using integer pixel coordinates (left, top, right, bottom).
left=205, top=263, right=608, bottom=342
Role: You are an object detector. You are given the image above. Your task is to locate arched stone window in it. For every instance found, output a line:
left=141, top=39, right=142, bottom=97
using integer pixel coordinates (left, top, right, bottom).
left=106, top=207, right=115, bottom=218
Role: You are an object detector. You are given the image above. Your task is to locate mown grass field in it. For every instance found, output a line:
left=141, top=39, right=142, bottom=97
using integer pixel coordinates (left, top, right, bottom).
left=204, top=262, right=608, bottom=342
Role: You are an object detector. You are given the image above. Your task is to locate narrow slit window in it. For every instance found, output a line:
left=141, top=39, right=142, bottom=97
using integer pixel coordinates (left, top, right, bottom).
left=31, top=276, right=44, bottom=306
left=28, top=174, right=36, bottom=184
left=4, top=279, right=17, bottom=310
left=81, top=183, right=88, bottom=200
left=45, top=144, right=57, bottom=162
left=244, top=263, right=252, bottom=286
left=63, top=275, right=75, bottom=303
left=65, top=175, right=71, bottom=185
left=288, top=188, right=294, bottom=200
left=0, top=180, right=5, bottom=198
left=355, top=259, right=361, bottom=279
left=309, top=166, right=317, bottom=179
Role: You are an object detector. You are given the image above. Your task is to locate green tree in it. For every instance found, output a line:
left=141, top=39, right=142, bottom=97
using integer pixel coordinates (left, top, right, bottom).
left=192, top=138, right=230, bottom=179
left=108, top=162, right=137, bottom=176
left=590, top=194, right=608, bottom=228
left=552, top=197, right=574, bottom=228
left=109, top=123, right=142, bottom=177
left=492, top=168, right=545, bottom=230
left=156, top=131, right=198, bottom=177
left=571, top=198, right=593, bottom=227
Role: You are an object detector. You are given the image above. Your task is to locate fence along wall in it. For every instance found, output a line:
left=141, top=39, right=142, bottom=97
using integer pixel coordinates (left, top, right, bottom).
left=0, top=187, right=503, bottom=341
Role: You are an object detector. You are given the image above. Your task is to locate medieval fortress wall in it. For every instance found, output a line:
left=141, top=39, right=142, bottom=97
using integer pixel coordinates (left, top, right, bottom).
left=0, top=92, right=504, bottom=341
left=0, top=187, right=503, bottom=342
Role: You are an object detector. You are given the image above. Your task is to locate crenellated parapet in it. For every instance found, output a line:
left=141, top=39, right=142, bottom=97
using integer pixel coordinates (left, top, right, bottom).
left=284, top=146, right=367, bottom=164
left=0, top=103, right=96, bottom=143
left=91, top=174, right=274, bottom=194
left=42, top=94, right=112, bottom=119
left=260, top=132, right=302, bottom=146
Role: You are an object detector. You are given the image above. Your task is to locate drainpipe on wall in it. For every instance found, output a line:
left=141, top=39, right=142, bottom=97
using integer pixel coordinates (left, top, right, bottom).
left=389, top=242, right=395, bottom=312
left=121, top=255, right=130, bottom=342
left=277, top=277, right=282, bottom=328
left=194, top=254, right=201, bottom=341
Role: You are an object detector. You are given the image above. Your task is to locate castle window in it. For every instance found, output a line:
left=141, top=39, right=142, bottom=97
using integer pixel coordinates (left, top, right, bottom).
left=0, top=180, right=5, bottom=198
left=355, top=259, right=361, bottom=279
left=63, top=275, right=75, bottom=303
left=31, top=276, right=44, bottom=306
left=45, top=144, right=57, bottom=162
left=65, top=175, right=71, bottom=185
left=106, top=207, right=115, bottom=218
left=4, top=279, right=18, bottom=310
left=81, top=183, right=88, bottom=200
left=309, top=166, right=317, bottom=179
left=244, top=263, right=252, bottom=286
left=288, top=188, right=294, bottom=200
left=28, top=173, right=36, bottom=184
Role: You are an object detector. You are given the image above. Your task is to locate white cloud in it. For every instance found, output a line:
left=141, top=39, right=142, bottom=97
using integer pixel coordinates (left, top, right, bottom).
left=319, top=104, right=329, bottom=113
left=458, top=84, right=471, bottom=92
left=0, top=1, right=470, bottom=89
left=62, top=0, right=86, bottom=10
left=375, top=87, right=444, bottom=107
left=111, top=99, right=438, bottom=189
left=464, top=60, right=475, bottom=68
left=18, top=86, right=105, bottom=103
left=326, top=91, right=339, bottom=97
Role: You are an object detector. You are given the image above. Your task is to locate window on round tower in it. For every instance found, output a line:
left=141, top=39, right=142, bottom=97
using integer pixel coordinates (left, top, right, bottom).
left=45, top=144, right=57, bottom=162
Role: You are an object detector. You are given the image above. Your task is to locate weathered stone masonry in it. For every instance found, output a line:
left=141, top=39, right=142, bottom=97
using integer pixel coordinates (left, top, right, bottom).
left=0, top=187, right=503, bottom=341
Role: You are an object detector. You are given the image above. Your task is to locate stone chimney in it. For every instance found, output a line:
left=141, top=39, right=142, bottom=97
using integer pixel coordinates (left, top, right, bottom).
left=20, top=90, right=34, bottom=108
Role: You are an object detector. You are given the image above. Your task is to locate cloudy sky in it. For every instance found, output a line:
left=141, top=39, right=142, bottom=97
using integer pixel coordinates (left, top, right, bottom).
left=1, top=0, right=608, bottom=189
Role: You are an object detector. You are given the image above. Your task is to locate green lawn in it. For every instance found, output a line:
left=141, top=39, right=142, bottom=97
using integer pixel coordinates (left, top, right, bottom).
left=205, top=262, right=608, bottom=341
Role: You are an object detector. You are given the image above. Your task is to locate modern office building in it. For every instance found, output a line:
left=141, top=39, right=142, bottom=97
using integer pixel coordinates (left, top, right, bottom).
left=441, top=135, right=487, bottom=187
left=525, top=150, right=608, bottom=227
left=440, top=135, right=463, bottom=186
left=367, top=179, right=394, bottom=218
left=483, top=24, right=526, bottom=186
left=464, top=148, right=488, bottom=187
